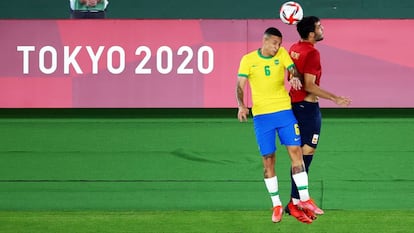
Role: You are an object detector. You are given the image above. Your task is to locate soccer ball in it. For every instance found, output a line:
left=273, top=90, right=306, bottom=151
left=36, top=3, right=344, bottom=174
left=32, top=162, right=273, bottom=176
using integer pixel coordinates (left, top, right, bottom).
left=279, top=1, right=304, bottom=25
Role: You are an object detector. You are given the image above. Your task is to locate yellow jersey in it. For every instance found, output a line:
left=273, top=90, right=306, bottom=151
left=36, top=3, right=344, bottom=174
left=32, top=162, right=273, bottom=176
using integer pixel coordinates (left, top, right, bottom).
left=238, top=48, right=294, bottom=116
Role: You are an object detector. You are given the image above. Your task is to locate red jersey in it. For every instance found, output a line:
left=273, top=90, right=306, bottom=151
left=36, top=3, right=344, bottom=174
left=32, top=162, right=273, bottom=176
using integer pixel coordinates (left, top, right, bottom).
left=289, top=41, right=322, bottom=103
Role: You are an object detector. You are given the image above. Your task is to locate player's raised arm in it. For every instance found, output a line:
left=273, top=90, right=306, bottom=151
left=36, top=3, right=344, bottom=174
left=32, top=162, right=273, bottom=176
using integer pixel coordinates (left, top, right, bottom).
left=303, top=73, right=352, bottom=106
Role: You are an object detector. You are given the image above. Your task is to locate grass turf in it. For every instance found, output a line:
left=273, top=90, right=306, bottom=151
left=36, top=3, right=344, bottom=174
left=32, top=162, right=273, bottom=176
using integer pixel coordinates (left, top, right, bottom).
left=1, top=117, right=413, bottom=211
left=0, top=210, right=413, bottom=233
left=0, top=112, right=413, bottom=232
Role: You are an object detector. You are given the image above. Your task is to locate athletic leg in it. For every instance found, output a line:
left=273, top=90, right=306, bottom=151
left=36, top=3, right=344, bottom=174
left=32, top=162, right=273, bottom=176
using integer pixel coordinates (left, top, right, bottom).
left=253, top=113, right=283, bottom=222
left=290, top=102, right=321, bottom=203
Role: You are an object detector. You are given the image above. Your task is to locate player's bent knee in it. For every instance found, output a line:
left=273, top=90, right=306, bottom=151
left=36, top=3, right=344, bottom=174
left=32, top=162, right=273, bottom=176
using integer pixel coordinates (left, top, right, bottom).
left=302, top=144, right=316, bottom=155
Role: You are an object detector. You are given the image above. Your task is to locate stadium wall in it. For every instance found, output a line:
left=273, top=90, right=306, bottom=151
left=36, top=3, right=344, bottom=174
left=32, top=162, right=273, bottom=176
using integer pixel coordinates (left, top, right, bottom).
left=0, top=0, right=414, bottom=19
left=1, top=1, right=414, bottom=108
left=1, top=19, right=414, bottom=108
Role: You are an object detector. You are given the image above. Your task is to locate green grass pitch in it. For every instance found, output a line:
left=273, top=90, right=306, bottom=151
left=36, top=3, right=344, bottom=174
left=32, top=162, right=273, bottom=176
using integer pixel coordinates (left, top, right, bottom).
left=1, top=210, right=413, bottom=233
left=1, top=110, right=413, bottom=233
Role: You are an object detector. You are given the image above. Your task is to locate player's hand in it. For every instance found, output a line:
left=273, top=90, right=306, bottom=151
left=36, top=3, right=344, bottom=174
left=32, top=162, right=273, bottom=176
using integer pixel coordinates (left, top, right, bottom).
left=334, top=96, right=352, bottom=107
left=237, top=106, right=249, bottom=122
left=289, top=77, right=302, bottom=90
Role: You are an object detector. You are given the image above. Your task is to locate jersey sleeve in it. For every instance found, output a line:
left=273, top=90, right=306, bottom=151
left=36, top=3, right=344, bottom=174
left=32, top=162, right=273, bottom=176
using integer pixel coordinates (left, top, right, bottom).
left=237, top=55, right=249, bottom=78
left=303, top=49, right=321, bottom=76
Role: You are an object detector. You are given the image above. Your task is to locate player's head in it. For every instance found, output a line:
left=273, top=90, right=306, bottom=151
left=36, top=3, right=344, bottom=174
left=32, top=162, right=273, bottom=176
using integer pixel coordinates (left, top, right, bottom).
left=297, top=16, right=324, bottom=42
left=262, top=27, right=283, bottom=57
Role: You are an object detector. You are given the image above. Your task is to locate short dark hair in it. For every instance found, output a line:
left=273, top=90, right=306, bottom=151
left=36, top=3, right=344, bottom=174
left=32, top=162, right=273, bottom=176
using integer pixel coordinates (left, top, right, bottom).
left=296, top=16, right=320, bottom=39
left=264, top=27, right=282, bottom=38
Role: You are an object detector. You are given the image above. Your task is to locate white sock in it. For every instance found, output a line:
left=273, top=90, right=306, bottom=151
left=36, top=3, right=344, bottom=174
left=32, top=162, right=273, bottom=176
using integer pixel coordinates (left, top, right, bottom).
left=292, top=198, right=300, bottom=205
left=292, top=172, right=310, bottom=201
left=264, top=176, right=282, bottom=207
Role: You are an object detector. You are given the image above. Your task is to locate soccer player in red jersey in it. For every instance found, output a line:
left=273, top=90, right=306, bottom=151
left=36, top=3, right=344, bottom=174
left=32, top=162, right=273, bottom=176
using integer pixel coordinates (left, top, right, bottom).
left=286, top=16, right=352, bottom=222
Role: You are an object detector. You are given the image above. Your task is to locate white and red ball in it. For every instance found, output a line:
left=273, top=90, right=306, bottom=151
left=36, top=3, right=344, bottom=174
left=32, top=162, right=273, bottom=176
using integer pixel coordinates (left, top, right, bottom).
left=279, top=1, right=304, bottom=25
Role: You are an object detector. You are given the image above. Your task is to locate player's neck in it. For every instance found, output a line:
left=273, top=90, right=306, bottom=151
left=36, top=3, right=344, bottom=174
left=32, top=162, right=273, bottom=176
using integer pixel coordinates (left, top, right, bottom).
left=259, top=48, right=273, bottom=57
left=300, top=39, right=316, bottom=45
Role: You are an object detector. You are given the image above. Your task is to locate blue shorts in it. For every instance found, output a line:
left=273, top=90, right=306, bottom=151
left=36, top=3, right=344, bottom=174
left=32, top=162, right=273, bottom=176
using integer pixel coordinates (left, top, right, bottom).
left=253, top=109, right=301, bottom=156
left=292, top=101, right=322, bottom=148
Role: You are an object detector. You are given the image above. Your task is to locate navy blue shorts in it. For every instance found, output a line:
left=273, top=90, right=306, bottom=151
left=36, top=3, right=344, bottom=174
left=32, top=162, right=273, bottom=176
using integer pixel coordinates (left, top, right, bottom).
left=292, top=102, right=322, bottom=148
left=253, top=110, right=301, bottom=156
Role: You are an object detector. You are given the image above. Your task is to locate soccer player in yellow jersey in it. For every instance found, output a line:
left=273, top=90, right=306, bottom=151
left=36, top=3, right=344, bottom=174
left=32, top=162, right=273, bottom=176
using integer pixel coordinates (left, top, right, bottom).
left=236, top=27, right=322, bottom=224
